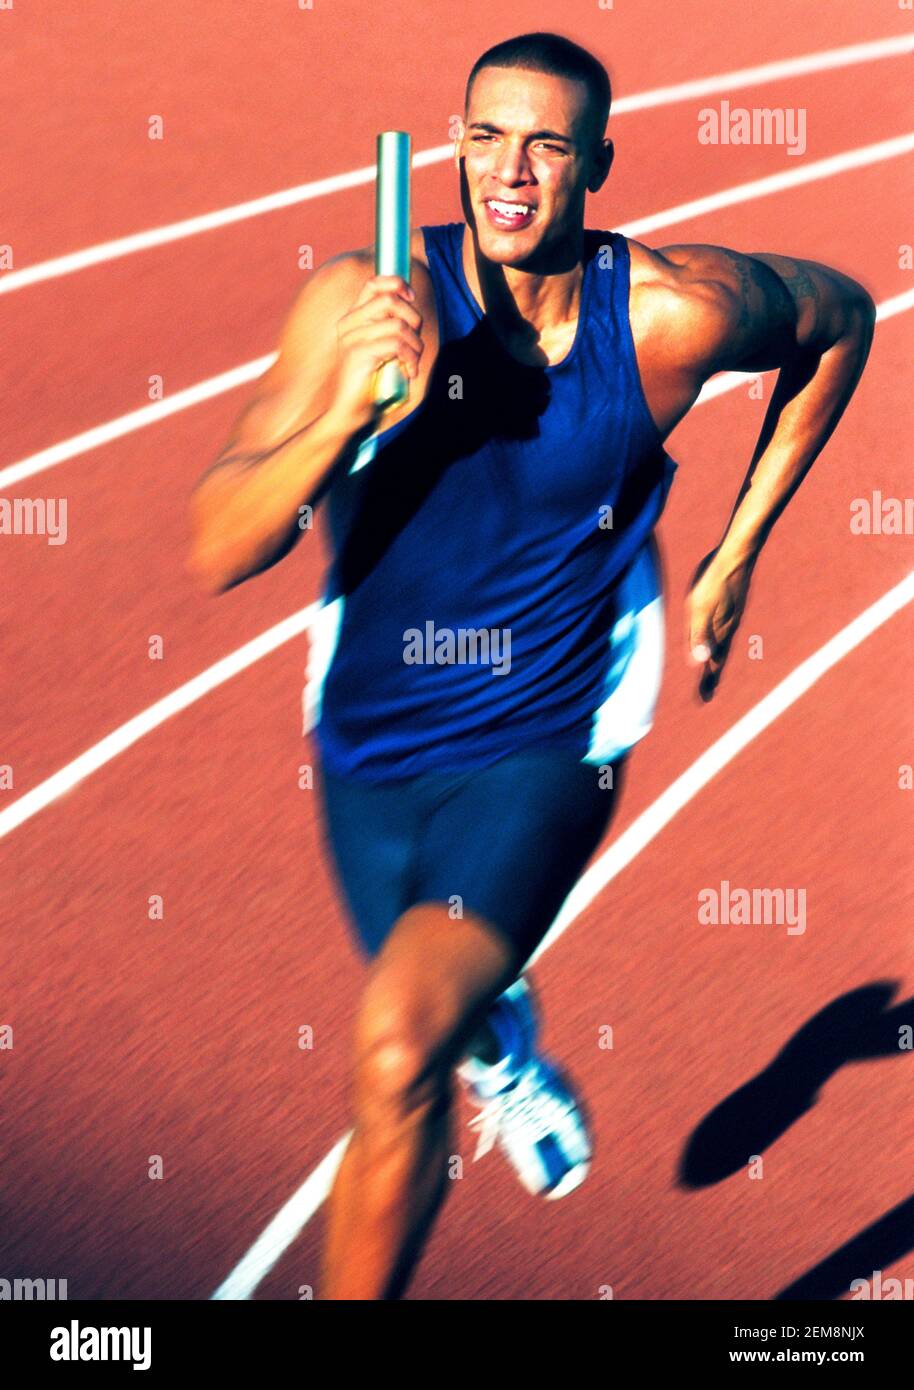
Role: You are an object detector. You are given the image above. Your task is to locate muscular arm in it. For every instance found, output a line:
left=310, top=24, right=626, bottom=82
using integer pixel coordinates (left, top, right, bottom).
left=187, top=254, right=372, bottom=594
left=659, top=242, right=877, bottom=563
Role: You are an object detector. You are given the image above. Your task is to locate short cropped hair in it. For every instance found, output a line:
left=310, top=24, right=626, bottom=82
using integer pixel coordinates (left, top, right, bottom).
left=464, top=32, right=612, bottom=143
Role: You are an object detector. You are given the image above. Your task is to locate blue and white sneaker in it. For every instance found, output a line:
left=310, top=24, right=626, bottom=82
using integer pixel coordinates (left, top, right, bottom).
left=457, top=977, right=591, bottom=1199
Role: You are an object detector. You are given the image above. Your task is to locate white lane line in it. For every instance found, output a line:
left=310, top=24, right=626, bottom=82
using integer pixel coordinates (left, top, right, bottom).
left=0, top=604, right=317, bottom=841
left=210, top=1134, right=353, bottom=1302
left=0, top=357, right=275, bottom=492
left=210, top=566, right=914, bottom=1299
left=618, top=131, right=914, bottom=238
left=3, top=132, right=912, bottom=494
left=1, top=34, right=911, bottom=297
left=532, top=571, right=914, bottom=963
left=1, top=286, right=911, bottom=845
left=605, top=33, right=914, bottom=113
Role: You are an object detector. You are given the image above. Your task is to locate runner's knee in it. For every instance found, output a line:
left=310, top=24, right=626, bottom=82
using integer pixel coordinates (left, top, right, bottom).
left=352, top=968, right=462, bottom=1119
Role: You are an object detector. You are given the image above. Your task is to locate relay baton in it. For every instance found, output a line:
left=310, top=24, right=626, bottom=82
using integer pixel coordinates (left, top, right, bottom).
left=372, top=131, right=412, bottom=414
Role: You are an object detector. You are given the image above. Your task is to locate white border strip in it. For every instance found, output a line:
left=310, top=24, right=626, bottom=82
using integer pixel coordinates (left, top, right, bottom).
left=3, top=132, right=912, bottom=493
left=1, top=34, right=911, bottom=296
left=211, top=565, right=914, bottom=1298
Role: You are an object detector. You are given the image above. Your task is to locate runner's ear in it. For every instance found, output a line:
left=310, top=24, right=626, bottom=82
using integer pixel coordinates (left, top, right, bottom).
left=587, top=138, right=614, bottom=193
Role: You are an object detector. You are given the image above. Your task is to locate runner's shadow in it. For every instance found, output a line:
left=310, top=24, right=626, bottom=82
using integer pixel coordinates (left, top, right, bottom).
left=328, top=324, right=552, bottom=595
left=677, top=982, right=914, bottom=1188
left=774, top=1192, right=914, bottom=1300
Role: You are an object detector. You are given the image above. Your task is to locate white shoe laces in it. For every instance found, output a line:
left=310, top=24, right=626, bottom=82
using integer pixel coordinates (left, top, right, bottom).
left=467, top=1063, right=571, bottom=1162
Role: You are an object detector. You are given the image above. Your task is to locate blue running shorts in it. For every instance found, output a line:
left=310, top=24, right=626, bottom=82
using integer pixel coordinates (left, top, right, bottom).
left=317, top=746, right=628, bottom=966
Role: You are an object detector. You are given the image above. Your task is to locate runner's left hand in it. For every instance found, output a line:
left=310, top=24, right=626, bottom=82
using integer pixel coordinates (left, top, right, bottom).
left=685, top=546, right=757, bottom=702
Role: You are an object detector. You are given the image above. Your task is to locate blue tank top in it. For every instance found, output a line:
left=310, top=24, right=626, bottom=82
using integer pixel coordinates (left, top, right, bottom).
left=306, top=222, right=679, bottom=781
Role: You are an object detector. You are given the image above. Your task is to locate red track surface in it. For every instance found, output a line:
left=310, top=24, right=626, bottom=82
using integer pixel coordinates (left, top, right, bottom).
left=1, top=1, right=912, bottom=1300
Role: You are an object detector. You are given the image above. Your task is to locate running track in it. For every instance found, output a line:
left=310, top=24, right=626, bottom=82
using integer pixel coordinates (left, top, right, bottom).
left=1, top=0, right=912, bottom=1300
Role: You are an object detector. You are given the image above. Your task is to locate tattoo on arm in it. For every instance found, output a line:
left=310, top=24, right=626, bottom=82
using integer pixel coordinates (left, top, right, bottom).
left=777, top=258, right=820, bottom=308
left=714, top=247, right=798, bottom=368
left=748, top=251, right=832, bottom=347
left=758, top=253, right=821, bottom=318
left=717, top=247, right=764, bottom=331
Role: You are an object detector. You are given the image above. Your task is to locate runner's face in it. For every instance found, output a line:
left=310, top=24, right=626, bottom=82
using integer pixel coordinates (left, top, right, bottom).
left=459, top=66, right=597, bottom=263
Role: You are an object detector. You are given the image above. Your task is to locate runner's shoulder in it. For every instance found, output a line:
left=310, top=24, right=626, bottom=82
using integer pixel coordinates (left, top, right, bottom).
left=286, top=230, right=432, bottom=324
left=323, top=229, right=430, bottom=269
left=307, top=245, right=376, bottom=302
left=627, top=237, right=754, bottom=317
left=271, top=247, right=376, bottom=374
left=270, top=231, right=436, bottom=385
left=625, top=237, right=768, bottom=364
left=324, top=232, right=437, bottom=332
left=318, top=228, right=430, bottom=274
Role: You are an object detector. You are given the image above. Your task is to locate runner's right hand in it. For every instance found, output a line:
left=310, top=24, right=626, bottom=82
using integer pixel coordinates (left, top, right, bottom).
left=329, top=274, right=424, bottom=430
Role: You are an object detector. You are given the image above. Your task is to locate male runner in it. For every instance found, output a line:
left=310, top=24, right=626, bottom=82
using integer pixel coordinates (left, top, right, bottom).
left=189, top=33, right=875, bottom=1300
